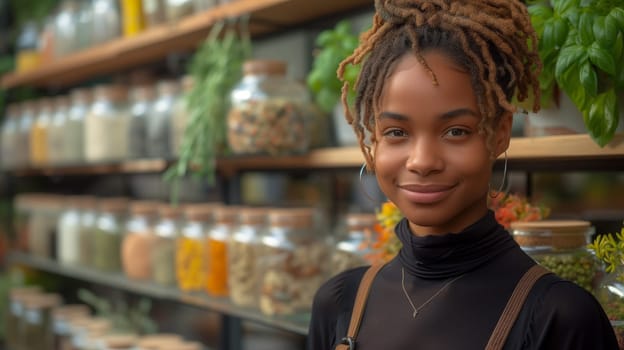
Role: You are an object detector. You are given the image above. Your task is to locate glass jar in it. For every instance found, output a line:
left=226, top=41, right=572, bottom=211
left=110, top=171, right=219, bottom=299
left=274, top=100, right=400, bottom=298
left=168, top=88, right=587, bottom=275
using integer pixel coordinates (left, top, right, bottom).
left=205, top=206, right=237, bottom=297
left=120, top=0, right=146, bottom=37
left=165, top=0, right=194, bottom=22
left=258, top=208, right=330, bottom=316
left=74, top=318, right=112, bottom=350
left=17, top=100, right=36, bottom=168
left=128, top=85, right=155, bottom=159
left=51, top=304, right=91, bottom=350
left=1, top=103, right=19, bottom=170
left=6, top=287, right=42, bottom=350
left=30, top=98, right=54, bottom=167
left=135, top=333, right=183, bottom=350
left=331, top=213, right=376, bottom=276
left=91, top=0, right=121, bottom=45
left=511, top=220, right=602, bottom=292
left=177, top=204, right=215, bottom=292
left=76, top=0, right=94, bottom=50
left=143, top=0, right=165, bottom=28
left=78, top=196, right=99, bottom=267
left=98, top=334, right=138, bottom=350
left=146, top=80, right=179, bottom=158
left=228, top=207, right=267, bottom=308
left=14, top=193, right=34, bottom=252
left=47, top=95, right=70, bottom=166
left=193, top=0, right=217, bottom=13
left=54, top=0, right=80, bottom=57
left=596, top=265, right=624, bottom=348
left=93, top=198, right=129, bottom=272
left=16, top=20, right=41, bottom=72
left=29, top=194, right=64, bottom=259
left=151, top=205, right=182, bottom=286
left=227, top=60, right=312, bottom=156
left=40, top=14, right=56, bottom=64
left=64, top=87, right=92, bottom=165
left=85, top=85, right=130, bottom=163
left=170, top=75, right=192, bottom=157
left=122, top=201, right=160, bottom=280
left=57, top=196, right=83, bottom=265
left=22, top=293, right=63, bottom=350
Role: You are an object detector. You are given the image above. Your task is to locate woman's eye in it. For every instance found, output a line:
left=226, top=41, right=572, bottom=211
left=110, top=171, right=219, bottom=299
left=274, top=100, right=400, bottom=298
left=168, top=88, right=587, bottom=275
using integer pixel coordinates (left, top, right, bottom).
left=383, top=129, right=407, bottom=137
left=445, top=128, right=470, bottom=137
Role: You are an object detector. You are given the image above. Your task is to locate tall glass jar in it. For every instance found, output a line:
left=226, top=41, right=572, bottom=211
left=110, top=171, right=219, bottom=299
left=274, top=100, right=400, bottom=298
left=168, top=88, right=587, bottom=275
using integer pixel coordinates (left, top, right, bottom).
left=29, top=194, right=64, bottom=259
left=511, top=220, right=602, bottom=293
left=122, top=201, right=160, bottom=280
left=85, top=85, right=130, bottom=163
left=48, top=95, right=70, bottom=166
left=258, top=208, right=330, bottom=316
left=146, top=80, right=179, bottom=158
left=57, top=196, right=83, bottom=265
left=30, top=98, right=54, bottom=167
left=171, top=75, right=192, bottom=157
left=22, top=293, right=63, bottom=350
left=93, top=198, right=129, bottom=272
left=16, top=21, right=41, bottom=72
left=128, top=85, right=155, bottom=159
left=6, top=286, right=42, bottom=350
left=51, top=304, right=91, bottom=350
left=17, top=100, right=36, bottom=169
left=228, top=207, right=267, bottom=308
left=53, top=0, right=80, bottom=57
left=1, top=103, right=19, bottom=170
left=75, top=0, right=94, bottom=50
left=64, top=87, right=92, bottom=165
left=331, top=213, right=376, bottom=276
left=227, top=60, right=311, bottom=156
left=176, top=204, right=215, bottom=292
left=73, top=318, right=112, bottom=350
left=151, top=204, right=182, bottom=286
left=205, top=206, right=237, bottom=297
left=91, top=0, right=121, bottom=45
left=78, top=196, right=99, bottom=267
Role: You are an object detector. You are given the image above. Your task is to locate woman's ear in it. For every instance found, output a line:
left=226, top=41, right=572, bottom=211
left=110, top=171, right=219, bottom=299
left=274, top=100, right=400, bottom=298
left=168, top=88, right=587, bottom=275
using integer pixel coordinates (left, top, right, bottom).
left=494, top=112, right=513, bottom=157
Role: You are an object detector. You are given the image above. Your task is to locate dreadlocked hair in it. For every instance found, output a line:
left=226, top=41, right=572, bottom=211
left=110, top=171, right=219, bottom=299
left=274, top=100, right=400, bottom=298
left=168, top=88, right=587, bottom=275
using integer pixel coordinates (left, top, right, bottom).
left=338, top=0, right=542, bottom=169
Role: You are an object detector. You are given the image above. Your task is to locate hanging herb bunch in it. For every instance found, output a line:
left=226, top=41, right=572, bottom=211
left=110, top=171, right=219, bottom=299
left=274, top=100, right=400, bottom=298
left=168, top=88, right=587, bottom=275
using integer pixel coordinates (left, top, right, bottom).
left=165, top=17, right=252, bottom=191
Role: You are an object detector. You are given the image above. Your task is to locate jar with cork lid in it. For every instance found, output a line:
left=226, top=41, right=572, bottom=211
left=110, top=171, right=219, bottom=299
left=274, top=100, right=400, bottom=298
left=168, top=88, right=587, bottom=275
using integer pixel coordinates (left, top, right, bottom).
left=128, top=85, right=155, bottom=159
left=57, top=195, right=84, bottom=265
left=21, top=293, right=63, bottom=350
left=511, top=220, right=602, bottom=292
left=51, top=304, right=91, bottom=350
left=122, top=201, right=160, bottom=280
left=151, top=204, right=183, bottom=286
left=331, top=213, right=376, bottom=276
left=30, top=98, right=54, bottom=166
left=93, top=198, right=129, bottom=272
left=6, top=286, right=42, bottom=350
left=205, top=206, right=238, bottom=297
left=146, top=79, right=179, bottom=158
left=258, top=208, right=330, bottom=316
left=78, top=196, right=99, bottom=267
left=227, top=60, right=312, bottom=156
left=85, top=85, right=130, bottom=163
left=228, top=207, right=267, bottom=308
left=47, top=95, right=70, bottom=166
left=64, top=87, right=93, bottom=165
left=72, top=317, right=112, bottom=350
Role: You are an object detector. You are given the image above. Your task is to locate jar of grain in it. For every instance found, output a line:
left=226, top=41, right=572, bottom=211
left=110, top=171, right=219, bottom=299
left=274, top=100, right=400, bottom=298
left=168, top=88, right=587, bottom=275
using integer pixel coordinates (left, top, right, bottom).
left=511, top=220, right=602, bottom=293
left=64, top=88, right=92, bottom=165
left=122, top=201, right=160, bottom=280
left=227, top=60, right=312, bottom=156
left=93, top=198, right=129, bottom=272
left=128, top=85, right=155, bottom=159
left=151, top=205, right=183, bottom=286
left=85, top=85, right=130, bottom=163
left=205, top=206, right=237, bottom=297
left=258, top=208, right=330, bottom=316
left=146, top=80, right=179, bottom=158
left=30, top=98, right=54, bottom=166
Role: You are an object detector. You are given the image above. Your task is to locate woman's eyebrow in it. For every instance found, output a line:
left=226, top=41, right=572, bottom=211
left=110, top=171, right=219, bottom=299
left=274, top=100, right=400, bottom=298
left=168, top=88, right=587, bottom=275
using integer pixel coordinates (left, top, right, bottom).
left=378, top=108, right=480, bottom=121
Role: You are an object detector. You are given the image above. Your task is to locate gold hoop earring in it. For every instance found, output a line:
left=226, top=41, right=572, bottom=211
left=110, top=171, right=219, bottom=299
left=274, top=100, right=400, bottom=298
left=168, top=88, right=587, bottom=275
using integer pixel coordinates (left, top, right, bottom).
left=359, top=163, right=377, bottom=203
left=489, top=151, right=508, bottom=199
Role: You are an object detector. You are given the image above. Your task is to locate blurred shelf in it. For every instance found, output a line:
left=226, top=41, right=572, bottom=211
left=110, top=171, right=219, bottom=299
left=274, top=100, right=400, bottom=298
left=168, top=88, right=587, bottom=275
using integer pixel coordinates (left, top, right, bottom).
left=8, top=252, right=310, bottom=335
left=7, top=133, right=624, bottom=177
left=0, top=0, right=373, bottom=89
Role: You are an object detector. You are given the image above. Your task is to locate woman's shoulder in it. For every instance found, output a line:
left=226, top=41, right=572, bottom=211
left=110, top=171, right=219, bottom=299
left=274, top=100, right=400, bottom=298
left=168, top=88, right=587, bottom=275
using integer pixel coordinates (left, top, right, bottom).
left=313, top=266, right=369, bottom=312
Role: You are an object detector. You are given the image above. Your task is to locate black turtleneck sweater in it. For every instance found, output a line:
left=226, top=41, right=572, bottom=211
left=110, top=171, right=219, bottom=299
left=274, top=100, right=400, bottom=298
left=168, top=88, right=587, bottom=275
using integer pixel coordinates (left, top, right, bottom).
left=308, top=211, right=618, bottom=350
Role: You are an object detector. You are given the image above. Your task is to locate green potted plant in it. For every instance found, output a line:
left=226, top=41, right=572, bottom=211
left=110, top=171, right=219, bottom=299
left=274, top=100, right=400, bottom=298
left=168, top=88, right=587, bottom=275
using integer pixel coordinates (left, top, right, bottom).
left=527, top=1, right=624, bottom=147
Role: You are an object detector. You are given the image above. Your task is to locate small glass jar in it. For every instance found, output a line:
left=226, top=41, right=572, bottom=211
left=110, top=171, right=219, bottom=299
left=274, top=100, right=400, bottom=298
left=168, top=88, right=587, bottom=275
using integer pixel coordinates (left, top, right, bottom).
left=6, top=287, right=42, bottom=350
left=17, top=100, right=36, bottom=168
left=64, top=88, right=92, bottom=165
left=74, top=318, right=112, bottom=350
left=53, top=0, right=80, bottom=57
left=78, top=196, right=99, bottom=267
left=51, top=304, right=91, bottom=350
left=122, top=201, right=160, bottom=280
left=57, top=196, right=83, bottom=265
left=1, top=104, right=19, bottom=170
left=171, top=75, right=192, bottom=157
left=511, top=220, right=602, bottom=293
left=176, top=204, right=216, bottom=292
left=16, top=20, right=41, bottom=72
left=22, top=293, right=63, bottom=350
left=146, top=80, right=179, bottom=158
left=151, top=205, right=182, bottom=286
left=596, top=265, right=624, bottom=347
left=331, top=213, right=376, bottom=276
left=29, top=194, right=64, bottom=259
left=85, top=85, right=130, bottom=163
left=228, top=207, right=267, bottom=308
left=76, top=0, right=94, bottom=50
left=93, top=198, right=129, bottom=272
left=91, top=0, right=122, bottom=45
left=258, top=208, right=330, bottom=316
left=30, top=98, right=54, bottom=167
left=143, top=0, right=165, bottom=28
left=47, top=95, right=70, bottom=166
left=98, top=334, right=139, bottom=350
left=205, top=206, right=237, bottom=297
left=128, top=85, right=155, bottom=159
left=227, top=60, right=312, bottom=156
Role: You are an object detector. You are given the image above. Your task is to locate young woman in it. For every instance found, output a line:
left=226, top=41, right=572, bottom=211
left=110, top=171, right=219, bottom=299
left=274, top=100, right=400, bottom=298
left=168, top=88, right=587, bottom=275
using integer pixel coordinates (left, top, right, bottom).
left=308, top=1, right=618, bottom=349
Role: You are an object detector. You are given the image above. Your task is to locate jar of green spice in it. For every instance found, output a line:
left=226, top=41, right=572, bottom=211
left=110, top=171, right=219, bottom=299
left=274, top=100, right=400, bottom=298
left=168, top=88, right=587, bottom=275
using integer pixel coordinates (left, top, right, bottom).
left=93, top=198, right=129, bottom=273
left=151, top=204, right=182, bottom=286
left=511, top=220, right=602, bottom=293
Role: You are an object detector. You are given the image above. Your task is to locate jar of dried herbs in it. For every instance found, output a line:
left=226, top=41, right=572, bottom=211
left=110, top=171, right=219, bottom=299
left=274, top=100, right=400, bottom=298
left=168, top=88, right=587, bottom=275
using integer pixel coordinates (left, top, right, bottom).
left=14, top=193, right=34, bottom=252
left=205, top=206, right=237, bottom=297
left=22, top=293, right=63, bottom=350
left=7, top=286, right=42, bottom=350
left=331, top=213, right=376, bottom=276
left=78, top=196, right=99, bottom=267
left=227, top=60, right=312, bottom=156
left=151, top=205, right=182, bottom=286
left=511, top=220, right=602, bottom=293
left=228, top=207, right=267, bottom=308
left=258, top=208, right=330, bottom=316
left=122, top=201, right=160, bottom=280
left=1, top=103, right=19, bottom=170
left=93, top=198, right=129, bottom=272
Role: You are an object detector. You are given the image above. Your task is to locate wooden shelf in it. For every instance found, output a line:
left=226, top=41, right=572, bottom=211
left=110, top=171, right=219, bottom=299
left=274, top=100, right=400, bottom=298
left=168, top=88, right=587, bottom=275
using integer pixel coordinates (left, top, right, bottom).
left=0, top=0, right=373, bottom=89
left=8, top=252, right=310, bottom=335
left=8, top=134, right=624, bottom=177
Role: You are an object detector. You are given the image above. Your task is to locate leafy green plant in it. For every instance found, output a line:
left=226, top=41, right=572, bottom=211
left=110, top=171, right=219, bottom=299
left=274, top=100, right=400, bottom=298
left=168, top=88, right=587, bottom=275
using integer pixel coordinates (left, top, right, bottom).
left=589, top=224, right=624, bottom=273
left=306, top=20, right=361, bottom=113
left=528, top=0, right=624, bottom=147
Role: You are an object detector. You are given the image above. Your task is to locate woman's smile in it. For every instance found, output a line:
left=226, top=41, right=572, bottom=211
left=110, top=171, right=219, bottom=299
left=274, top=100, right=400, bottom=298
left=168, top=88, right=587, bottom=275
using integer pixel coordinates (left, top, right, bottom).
left=397, top=183, right=457, bottom=204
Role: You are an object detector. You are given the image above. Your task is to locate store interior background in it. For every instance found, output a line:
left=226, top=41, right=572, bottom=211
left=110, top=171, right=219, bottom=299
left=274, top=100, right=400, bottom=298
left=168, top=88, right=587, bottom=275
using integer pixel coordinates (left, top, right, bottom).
left=0, top=1, right=623, bottom=350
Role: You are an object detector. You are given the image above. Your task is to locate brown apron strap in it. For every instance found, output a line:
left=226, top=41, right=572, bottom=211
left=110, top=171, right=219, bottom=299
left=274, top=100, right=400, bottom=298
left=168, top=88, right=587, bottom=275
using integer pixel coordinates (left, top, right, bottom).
left=485, top=264, right=551, bottom=350
left=335, top=261, right=387, bottom=350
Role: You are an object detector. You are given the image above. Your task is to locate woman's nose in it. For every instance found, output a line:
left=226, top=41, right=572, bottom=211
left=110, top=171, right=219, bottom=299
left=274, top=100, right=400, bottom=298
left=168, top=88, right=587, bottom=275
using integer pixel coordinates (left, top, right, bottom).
left=405, top=137, right=444, bottom=176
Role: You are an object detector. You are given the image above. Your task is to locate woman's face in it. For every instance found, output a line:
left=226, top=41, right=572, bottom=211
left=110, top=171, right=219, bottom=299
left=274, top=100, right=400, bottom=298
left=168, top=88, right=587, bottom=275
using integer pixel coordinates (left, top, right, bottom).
left=374, top=50, right=511, bottom=236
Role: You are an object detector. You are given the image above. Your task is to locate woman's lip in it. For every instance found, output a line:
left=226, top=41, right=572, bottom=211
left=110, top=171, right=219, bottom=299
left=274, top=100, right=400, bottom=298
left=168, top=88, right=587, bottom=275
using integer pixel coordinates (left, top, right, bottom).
left=398, top=184, right=455, bottom=204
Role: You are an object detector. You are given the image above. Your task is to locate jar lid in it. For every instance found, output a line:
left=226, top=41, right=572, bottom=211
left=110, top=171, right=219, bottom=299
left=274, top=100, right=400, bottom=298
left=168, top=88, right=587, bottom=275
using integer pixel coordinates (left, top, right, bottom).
left=159, top=204, right=183, bottom=219
left=130, top=200, right=162, bottom=216
left=94, top=84, right=127, bottom=102
left=99, top=197, right=130, bottom=213
left=130, top=84, right=156, bottom=101
left=346, top=213, right=377, bottom=229
left=100, top=334, right=139, bottom=348
left=137, top=334, right=183, bottom=348
left=7, top=103, right=20, bottom=117
left=70, top=87, right=93, bottom=104
left=239, top=207, right=268, bottom=225
left=243, top=60, right=286, bottom=76
left=85, top=318, right=112, bottom=334
left=161, top=341, right=203, bottom=350
left=185, top=203, right=221, bottom=222
left=511, top=220, right=593, bottom=250
left=213, top=206, right=239, bottom=224
left=9, top=286, right=42, bottom=300
left=510, top=220, right=591, bottom=234
left=75, top=195, right=98, bottom=210
left=268, top=208, right=314, bottom=228
left=53, top=95, right=70, bottom=110
left=156, top=79, right=180, bottom=95
left=52, top=304, right=91, bottom=319
left=37, top=98, right=54, bottom=113
left=25, top=293, right=62, bottom=309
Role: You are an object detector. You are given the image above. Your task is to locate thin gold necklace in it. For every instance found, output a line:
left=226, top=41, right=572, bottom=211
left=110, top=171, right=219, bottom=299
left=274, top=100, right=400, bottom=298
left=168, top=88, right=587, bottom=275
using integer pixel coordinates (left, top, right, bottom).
left=401, top=267, right=465, bottom=318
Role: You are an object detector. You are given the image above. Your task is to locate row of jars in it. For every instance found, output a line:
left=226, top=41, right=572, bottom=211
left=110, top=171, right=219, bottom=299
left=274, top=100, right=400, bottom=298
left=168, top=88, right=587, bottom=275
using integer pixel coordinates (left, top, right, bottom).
left=7, top=286, right=204, bottom=350
left=0, top=77, right=191, bottom=170
left=15, top=193, right=378, bottom=316
left=16, top=0, right=233, bottom=72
